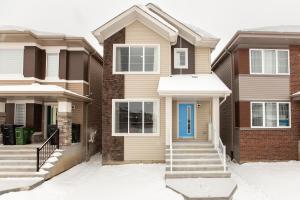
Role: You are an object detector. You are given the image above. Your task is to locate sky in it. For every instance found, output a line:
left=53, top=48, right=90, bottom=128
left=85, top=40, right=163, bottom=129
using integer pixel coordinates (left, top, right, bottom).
left=1, top=0, right=300, bottom=61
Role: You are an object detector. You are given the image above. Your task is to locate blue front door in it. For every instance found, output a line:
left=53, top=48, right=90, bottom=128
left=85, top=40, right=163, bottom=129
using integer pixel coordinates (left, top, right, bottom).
left=178, top=103, right=195, bottom=138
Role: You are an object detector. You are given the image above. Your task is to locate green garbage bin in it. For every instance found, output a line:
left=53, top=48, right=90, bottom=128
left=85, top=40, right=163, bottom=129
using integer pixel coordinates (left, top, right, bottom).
left=15, top=127, right=26, bottom=145
left=25, top=128, right=34, bottom=144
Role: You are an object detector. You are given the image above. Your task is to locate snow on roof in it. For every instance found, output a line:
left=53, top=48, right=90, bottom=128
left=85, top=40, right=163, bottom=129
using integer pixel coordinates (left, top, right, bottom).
left=184, top=23, right=217, bottom=39
left=157, top=73, right=231, bottom=96
left=0, top=83, right=89, bottom=100
left=243, top=25, right=300, bottom=33
left=0, top=25, right=77, bottom=38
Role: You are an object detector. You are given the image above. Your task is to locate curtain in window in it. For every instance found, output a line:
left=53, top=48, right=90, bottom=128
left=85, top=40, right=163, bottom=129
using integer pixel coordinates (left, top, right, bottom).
left=264, top=50, right=276, bottom=74
left=0, top=49, right=23, bottom=74
left=278, top=51, right=288, bottom=73
left=250, top=50, right=262, bottom=73
left=252, top=103, right=263, bottom=126
left=47, top=53, right=59, bottom=78
left=15, top=104, right=26, bottom=126
left=116, top=47, right=129, bottom=72
left=265, top=103, right=277, bottom=127
left=279, top=103, right=289, bottom=126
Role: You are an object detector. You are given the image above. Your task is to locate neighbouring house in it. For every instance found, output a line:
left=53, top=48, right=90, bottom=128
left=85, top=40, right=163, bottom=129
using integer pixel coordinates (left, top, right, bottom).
left=212, top=26, right=300, bottom=163
left=0, top=26, right=103, bottom=179
left=93, top=3, right=231, bottom=178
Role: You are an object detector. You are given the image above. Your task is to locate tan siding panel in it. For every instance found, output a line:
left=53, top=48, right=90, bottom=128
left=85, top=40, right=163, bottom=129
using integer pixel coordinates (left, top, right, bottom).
left=124, top=21, right=170, bottom=161
left=67, top=83, right=87, bottom=95
left=195, top=47, right=211, bottom=74
left=238, top=75, right=290, bottom=100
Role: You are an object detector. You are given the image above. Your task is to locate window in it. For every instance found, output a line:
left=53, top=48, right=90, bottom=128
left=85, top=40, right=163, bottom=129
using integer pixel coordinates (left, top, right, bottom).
left=0, top=49, right=23, bottom=75
left=114, top=44, right=159, bottom=73
left=46, top=53, right=59, bottom=79
left=251, top=102, right=290, bottom=128
left=15, top=104, right=26, bottom=126
left=174, top=48, right=188, bottom=69
left=113, top=100, right=159, bottom=135
left=250, top=49, right=289, bottom=74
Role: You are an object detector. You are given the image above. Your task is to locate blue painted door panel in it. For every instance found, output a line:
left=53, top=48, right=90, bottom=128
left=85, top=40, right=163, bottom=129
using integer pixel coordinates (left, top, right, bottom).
left=179, top=104, right=194, bottom=138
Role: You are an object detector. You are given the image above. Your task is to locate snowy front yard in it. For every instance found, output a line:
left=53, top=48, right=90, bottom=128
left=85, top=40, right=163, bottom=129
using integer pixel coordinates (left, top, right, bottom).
left=1, top=154, right=300, bottom=200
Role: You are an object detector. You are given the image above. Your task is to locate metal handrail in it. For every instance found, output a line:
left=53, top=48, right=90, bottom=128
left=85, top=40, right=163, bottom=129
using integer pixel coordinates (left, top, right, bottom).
left=36, top=129, right=59, bottom=172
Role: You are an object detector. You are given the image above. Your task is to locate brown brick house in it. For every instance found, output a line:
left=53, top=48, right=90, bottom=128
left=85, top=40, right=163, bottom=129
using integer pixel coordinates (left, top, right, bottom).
left=212, top=26, right=300, bottom=162
left=0, top=26, right=103, bottom=178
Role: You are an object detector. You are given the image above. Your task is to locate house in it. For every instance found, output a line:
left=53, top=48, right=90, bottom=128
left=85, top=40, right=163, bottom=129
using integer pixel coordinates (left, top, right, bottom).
left=0, top=26, right=103, bottom=178
left=93, top=3, right=231, bottom=178
left=212, top=26, right=300, bottom=162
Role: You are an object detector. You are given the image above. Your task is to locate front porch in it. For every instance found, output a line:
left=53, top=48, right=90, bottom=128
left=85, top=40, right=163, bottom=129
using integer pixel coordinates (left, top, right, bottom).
left=158, top=74, right=231, bottom=179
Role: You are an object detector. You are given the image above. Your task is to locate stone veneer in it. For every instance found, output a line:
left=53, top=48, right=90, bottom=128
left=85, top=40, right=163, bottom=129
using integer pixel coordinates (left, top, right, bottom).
left=57, top=112, right=72, bottom=146
left=102, top=28, right=125, bottom=163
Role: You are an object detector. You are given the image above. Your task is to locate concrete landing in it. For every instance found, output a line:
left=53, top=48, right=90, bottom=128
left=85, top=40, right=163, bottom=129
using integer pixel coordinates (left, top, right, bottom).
left=166, top=178, right=237, bottom=200
left=0, top=178, right=44, bottom=195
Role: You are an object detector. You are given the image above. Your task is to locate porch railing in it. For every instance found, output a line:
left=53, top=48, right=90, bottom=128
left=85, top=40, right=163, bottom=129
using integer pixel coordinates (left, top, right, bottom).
left=36, top=129, right=59, bottom=172
left=217, top=137, right=227, bottom=172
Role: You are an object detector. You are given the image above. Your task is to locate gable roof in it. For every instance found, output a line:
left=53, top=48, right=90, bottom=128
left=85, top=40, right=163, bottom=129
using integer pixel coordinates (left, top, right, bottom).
left=92, top=3, right=219, bottom=48
left=92, top=5, right=178, bottom=44
left=146, top=3, right=219, bottom=48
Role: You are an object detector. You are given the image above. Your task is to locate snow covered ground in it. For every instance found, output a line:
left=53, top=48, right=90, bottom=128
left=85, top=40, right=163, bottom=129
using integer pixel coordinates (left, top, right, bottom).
left=1, top=154, right=300, bottom=200
left=0, top=154, right=183, bottom=200
left=231, top=161, right=300, bottom=200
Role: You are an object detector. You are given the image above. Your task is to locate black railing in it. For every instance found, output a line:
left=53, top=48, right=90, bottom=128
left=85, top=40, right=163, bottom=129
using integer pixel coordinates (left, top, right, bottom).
left=36, top=129, right=59, bottom=172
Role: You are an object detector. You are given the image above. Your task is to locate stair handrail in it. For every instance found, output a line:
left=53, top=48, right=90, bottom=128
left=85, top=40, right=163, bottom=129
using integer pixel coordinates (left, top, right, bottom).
left=217, top=136, right=226, bottom=172
left=36, top=129, right=59, bottom=172
left=169, top=128, right=173, bottom=172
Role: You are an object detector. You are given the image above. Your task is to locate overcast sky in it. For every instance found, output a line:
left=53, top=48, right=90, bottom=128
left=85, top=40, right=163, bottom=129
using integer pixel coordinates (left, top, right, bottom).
left=1, top=0, right=300, bottom=60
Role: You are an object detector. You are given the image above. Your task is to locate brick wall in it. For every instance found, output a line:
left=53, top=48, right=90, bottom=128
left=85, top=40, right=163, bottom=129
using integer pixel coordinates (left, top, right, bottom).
left=102, top=28, right=125, bottom=163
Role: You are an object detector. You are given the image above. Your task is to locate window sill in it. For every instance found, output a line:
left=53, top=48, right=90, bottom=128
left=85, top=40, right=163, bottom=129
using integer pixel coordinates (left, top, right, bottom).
left=239, top=127, right=291, bottom=131
left=112, top=133, right=160, bottom=137
left=113, top=72, right=160, bottom=75
left=174, top=66, right=188, bottom=69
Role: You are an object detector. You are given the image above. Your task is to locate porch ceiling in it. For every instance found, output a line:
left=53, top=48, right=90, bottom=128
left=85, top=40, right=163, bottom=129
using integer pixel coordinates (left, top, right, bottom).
left=0, top=83, right=90, bottom=102
left=157, top=73, right=231, bottom=97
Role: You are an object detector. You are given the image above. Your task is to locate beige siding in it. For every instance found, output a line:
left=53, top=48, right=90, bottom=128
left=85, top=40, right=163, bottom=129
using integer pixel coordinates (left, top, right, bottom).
left=67, top=83, right=89, bottom=96
left=195, top=47, right=211, bottom=74
left=172, top=100, right=210, bottom=141
left=238, top=75, right=290, bottom=100
left=124, top=20, right=170, bottom=161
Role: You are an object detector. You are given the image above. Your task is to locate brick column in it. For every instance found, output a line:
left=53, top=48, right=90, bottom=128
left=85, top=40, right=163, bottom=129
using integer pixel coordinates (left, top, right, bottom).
left=57, top=101, right=72, bottom=146
left=0, top=102, right=5, bottom=144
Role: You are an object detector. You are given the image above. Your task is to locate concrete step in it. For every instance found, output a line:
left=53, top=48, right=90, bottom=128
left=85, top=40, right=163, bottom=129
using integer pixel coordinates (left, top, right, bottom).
left=0, top=171, right=47, bottom=178
left=0, top=160, right=36, bottom=166
left=165, top=171, right=231, bottom=179
left=0, top=154, right=36, bottom=160
left=0, top=149, right=36, bottom=155
left=0, top=165, right=36, bottom=172
left=166, top=149, right=217, bottom=154
left=165, top=153, right=219, bottom=159
left=166, top=164, right=224, bottom=171
left=167, top=143, right=214, bottom=149
left=166, top=158, right=222, bottom=165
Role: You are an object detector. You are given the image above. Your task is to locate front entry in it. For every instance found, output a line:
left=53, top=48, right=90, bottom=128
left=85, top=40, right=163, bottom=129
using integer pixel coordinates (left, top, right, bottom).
left=178, top=103, right=195, bottom=138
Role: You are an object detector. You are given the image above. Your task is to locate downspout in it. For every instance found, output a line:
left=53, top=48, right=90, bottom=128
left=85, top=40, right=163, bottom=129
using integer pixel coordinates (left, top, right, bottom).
left=220, top=94, right=228, bottom=106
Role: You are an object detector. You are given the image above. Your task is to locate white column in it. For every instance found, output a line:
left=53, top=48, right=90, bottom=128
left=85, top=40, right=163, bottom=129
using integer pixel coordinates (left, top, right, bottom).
left=165, top=96, right=172, bottom=146
left=212, top=97, right=220, bottom=148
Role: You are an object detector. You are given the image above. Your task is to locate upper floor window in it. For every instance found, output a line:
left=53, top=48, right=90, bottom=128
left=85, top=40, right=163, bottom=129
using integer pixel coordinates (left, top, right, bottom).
left=46, top=53, right=59, bottom=79
left=113, top=44, right=159, bottom=74
left=250, top=49, right=289, bottom=75
left=0, top=49, right=23, bottom=76
left=174, top=48, right=188, bottom=69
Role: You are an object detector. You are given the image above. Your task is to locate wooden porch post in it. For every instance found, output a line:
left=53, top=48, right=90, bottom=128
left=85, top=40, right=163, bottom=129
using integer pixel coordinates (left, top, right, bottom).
left=212, top=97, right=220, bottom=148
left=165, top=96, right=172, bottom=146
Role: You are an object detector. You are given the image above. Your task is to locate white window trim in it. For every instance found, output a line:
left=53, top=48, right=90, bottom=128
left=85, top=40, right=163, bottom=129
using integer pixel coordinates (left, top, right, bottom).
left=0, top=47, right=25, bottom=78
left=14, top=103, right=26, bottom=126
left=112, top=44, right=160, bottom=74
left=174, top=48, right=188, bottom=69
left=112, top=98, right=160, bottom=136
left=249, top=49, right=290, bottom=75
left=250, top=101, right=291, bottom=128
